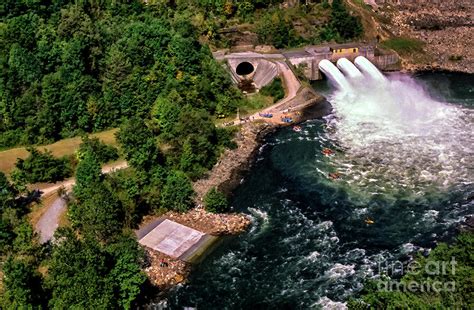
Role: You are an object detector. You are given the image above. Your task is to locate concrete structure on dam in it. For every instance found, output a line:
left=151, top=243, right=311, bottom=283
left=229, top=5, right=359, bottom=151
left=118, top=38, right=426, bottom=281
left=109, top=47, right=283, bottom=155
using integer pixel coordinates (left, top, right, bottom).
left=214, top=43, right=399, bottom=90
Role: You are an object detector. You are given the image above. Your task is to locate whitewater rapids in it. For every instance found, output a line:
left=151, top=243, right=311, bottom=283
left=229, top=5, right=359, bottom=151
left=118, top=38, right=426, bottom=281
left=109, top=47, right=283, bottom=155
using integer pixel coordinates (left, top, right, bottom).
left=318, top=57, right=473, bottom=201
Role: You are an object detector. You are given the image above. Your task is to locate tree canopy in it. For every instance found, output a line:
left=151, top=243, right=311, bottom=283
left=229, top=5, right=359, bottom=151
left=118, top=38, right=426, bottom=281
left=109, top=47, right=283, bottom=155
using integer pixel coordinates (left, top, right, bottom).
left=0, top=1, right=242, bottom=148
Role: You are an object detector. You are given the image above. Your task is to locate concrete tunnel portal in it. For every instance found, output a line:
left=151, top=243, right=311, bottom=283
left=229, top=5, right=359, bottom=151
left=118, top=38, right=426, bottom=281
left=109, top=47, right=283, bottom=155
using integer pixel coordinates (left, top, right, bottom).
left=235, top=61, right=255, bottom=76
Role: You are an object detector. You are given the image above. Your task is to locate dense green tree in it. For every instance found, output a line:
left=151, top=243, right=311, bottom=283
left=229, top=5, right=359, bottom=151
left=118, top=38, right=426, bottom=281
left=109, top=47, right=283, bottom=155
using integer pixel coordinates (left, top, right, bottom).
left=256, top=11, right=300, bottom=48
left=106, top=235, right=147, bottom=309
left=204, top=187, right=229, bottom=213
left=0, top=172, right=32, bottom=255
left=116, top=118, right=163, bottom=172
left=330, top=0, right=363, bottom=40
left=12, top=148, right=72, bottom=184
left=77, top=135, right=119, bottom=164
left=70, top=150, right=125, bottom=240
left=0, top=220, right=15, bottom=254
left=160, top=170, right=195, bottom=212
left=0, top=2, right=243, bottom=149
left=70, top=182, right=124, bottom=241
left=151, top=104, right=236, bottom=179
left=0, top=171, right=17, bottom=211
left=46, top=228, right=145, bottom=309
left=46, top=228, right=116, bottom=308
left=12, top=221, right=39, bottom=256
left=151, top=93, right=182, bottom=140
left=1, top=256, right=46, bottom=309
left=73, top=151, right=102, bottom=200
left=350, top=232, right=474, bottom=309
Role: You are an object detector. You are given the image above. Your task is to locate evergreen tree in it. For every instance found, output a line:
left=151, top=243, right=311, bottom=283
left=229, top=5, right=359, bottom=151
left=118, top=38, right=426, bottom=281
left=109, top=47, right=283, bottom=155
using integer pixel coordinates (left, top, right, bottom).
left=204, top=187, right=229, bottom=213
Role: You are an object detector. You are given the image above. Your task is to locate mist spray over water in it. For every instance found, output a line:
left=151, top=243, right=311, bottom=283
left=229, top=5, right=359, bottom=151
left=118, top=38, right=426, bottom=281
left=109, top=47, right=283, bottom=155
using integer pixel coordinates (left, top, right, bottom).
left=319, top=57, right=473, bottom=201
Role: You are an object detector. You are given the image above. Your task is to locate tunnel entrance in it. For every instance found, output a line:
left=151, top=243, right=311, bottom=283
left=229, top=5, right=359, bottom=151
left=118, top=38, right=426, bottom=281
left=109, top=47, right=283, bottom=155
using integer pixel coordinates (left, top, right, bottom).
left=236, top=61, right=255, bottom=76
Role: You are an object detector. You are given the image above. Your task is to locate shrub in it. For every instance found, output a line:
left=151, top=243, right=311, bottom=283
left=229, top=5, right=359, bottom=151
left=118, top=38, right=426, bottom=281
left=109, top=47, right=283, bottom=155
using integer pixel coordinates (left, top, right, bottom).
left=13, top=148, right=72, bottom=183
left=381, top=37, right=425, bottom=56
left=204, top=187, right=229, bottom=213
left=448, top=55, right=463, bottom=61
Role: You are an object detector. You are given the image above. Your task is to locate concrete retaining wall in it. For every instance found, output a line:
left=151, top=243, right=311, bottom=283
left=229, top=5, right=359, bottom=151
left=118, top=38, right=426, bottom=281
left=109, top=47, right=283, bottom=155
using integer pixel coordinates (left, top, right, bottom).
left=253, top=60, right=279, bottom=89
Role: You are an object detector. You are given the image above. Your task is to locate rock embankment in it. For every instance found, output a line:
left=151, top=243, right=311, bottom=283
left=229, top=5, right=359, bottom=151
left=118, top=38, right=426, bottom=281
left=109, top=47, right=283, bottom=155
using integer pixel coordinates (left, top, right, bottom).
left=144, top=248, right=191, bottom=291
left=140, top=208, right=251, bottom=291
left=163, top=208, right=251, bottom=236
left=193, top=121, right=274, bottom=203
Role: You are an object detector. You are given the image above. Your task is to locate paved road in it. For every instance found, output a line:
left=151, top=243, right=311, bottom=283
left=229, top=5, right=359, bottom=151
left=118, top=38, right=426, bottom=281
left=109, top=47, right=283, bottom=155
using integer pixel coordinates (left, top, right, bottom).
left=34, top=160, right=128, bottom=243
left=250, top=61, right=302, bottom=123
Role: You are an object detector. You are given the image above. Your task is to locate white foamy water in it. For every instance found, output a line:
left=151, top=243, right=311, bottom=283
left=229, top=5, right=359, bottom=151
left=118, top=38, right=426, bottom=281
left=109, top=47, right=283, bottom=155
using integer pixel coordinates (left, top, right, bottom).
left=319, top=57, right=474, bottom=200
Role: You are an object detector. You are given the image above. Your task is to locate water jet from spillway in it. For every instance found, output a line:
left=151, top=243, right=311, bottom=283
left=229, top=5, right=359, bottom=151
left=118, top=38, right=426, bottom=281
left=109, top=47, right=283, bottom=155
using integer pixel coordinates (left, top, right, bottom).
left=318, top=59, right=351, bottom=91
left=354, top=56, right=386, bottom=81
left=320, top=61, right=473, bottom=198
left=336, top=58, right=363, bottom=80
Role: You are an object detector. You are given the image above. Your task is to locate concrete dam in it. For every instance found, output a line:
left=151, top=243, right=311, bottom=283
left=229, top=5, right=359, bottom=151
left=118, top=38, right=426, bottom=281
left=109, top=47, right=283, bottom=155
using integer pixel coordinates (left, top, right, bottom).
left=214, top=43, right=399, bottom=91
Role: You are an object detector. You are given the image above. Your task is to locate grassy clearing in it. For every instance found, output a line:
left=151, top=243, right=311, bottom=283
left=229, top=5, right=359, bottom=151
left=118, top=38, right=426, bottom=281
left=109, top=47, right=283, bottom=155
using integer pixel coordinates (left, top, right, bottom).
left=381, top=37, right=425, bottom=56
left=0, top=128, right=118, bottom=175
left=214, top=93, right=274, bottom=125
left=239, top=94, right=275, bottom=117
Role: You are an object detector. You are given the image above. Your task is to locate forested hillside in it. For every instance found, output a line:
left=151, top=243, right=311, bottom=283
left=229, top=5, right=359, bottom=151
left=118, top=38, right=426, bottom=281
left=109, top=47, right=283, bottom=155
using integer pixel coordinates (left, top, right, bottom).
left=0, top=0, right=242, bottom=148
left=0, top=0, right=363, bottom=149
left=0, top=1, right=244, bottom=308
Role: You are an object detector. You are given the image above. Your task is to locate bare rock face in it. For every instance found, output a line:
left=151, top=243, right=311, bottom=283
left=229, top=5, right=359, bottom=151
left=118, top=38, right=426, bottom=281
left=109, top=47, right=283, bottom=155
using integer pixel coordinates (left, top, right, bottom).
left=378, top=0, right=474, bottom=73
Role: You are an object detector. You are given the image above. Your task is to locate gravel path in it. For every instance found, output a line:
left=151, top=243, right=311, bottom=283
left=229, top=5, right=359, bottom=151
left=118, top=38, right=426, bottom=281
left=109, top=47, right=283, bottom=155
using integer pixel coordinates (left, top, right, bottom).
left=36, top=197, right=66, bottom=243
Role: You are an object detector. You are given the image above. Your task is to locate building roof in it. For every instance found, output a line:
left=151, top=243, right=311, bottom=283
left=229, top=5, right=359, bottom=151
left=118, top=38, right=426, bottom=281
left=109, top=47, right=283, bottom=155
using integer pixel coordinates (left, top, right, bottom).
left=138, top=219, right=206, bottom=259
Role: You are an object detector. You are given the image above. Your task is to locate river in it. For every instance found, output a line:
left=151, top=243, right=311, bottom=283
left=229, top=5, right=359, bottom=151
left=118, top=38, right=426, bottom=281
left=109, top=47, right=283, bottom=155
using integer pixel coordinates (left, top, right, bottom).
left=169, top=72, right=474, bottom=309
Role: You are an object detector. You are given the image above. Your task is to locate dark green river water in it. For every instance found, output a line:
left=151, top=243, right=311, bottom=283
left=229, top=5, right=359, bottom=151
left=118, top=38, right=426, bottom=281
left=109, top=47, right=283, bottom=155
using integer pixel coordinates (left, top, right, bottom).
left=169, top=72, right=474, bottom=309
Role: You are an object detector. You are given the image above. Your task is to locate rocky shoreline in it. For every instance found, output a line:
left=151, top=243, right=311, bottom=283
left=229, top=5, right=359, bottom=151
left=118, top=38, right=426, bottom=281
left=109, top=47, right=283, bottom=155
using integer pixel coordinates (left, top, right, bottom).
left=142, top=95, right=330, bottom=295
left=193, top=94, right=330, bottom=203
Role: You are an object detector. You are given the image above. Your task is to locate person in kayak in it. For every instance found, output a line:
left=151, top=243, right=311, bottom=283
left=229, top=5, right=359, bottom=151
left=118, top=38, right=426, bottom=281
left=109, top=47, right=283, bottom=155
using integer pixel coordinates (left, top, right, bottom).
left=322, top=148, right=334, bottom=156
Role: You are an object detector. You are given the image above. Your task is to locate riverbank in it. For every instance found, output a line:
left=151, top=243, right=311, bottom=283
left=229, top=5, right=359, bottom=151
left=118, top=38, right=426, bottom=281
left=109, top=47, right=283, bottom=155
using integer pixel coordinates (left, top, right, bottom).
left=142, top=91, right=330, bottom=294
left=194, top=90, right=329, bottom=202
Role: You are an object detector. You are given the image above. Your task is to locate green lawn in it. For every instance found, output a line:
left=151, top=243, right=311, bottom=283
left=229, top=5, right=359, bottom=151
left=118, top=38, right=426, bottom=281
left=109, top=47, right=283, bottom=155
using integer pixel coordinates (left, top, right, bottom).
left=0, top=129, right=118, bottom=175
